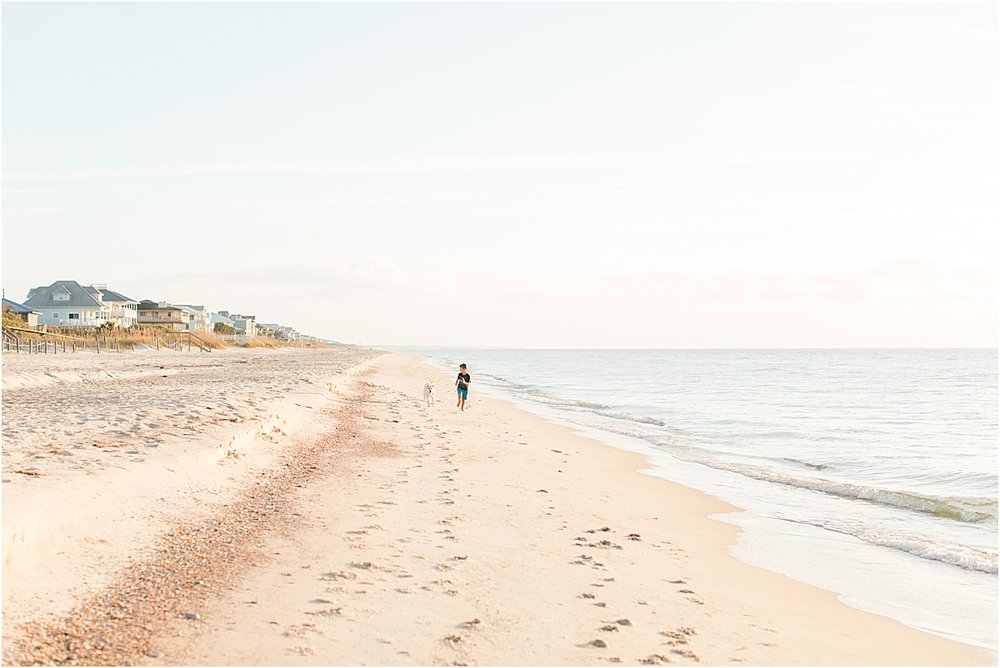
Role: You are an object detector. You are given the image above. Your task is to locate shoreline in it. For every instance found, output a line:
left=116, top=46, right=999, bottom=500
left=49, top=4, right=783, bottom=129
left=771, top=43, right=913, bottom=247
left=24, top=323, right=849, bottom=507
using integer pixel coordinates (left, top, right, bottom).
left=2, top=350, right=993, bottom=665
left=413, top=348, right=999, bottom=653
left=160, top=353, right=991, bottom=665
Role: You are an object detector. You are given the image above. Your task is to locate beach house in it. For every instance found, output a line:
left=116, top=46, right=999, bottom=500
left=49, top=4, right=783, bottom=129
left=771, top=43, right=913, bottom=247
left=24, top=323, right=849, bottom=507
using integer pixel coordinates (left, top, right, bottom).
left=176, top=304, right=212, bottom=333
left=2, top=298, right=42, bottom=328
left=218, top=311, right=257, bottom=337
left=232, top=314, right=257, bottom=337
left=89, top=285, right=139, bottom=328
left=23, top=280, right=137, bottom=329
left=137, top=301, right=186, bottom=331
left=211, top=311, right=236, bottom=334
left=260, top=323, right=299, bottom=341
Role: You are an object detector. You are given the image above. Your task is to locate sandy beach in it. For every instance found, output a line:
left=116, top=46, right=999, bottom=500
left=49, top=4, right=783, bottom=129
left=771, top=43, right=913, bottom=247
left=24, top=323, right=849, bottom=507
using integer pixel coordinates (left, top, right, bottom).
left=1, top=349, right=992, bottom=665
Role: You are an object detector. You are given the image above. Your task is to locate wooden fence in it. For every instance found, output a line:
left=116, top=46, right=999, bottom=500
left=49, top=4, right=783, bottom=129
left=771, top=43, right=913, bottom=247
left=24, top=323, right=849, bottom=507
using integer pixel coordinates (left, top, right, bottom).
left=1, top=327, right=213, bottom=354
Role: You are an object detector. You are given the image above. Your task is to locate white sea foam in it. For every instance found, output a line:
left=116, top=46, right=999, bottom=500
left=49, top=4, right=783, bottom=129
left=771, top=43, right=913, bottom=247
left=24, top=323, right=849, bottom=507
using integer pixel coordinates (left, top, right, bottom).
left=696, top=461, right=997, bottom=524
left=780, top=518, right=998, bottom=574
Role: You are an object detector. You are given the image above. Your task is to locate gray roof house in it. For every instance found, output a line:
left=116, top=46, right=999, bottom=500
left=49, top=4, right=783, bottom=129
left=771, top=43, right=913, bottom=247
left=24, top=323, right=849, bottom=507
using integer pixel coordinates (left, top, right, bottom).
left=216, top=311, right=257, bottom=337
left=210, top=312, right=236, bottom=333
left=25, top=280, right=106, bottom=328
left=230, top=314, right=257, bottom=337
left=89, top=284, right=138, bottom=328
left=176, top=304, right=212, bottom=333
left=24, top=281, right=137, bottom=329
left=92, top=287, right=137, bottom=304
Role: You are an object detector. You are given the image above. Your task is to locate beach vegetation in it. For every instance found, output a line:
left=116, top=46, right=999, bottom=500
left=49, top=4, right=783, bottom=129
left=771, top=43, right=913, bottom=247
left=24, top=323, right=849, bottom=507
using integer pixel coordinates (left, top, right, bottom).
left=3, top=311, right=27, bottom=330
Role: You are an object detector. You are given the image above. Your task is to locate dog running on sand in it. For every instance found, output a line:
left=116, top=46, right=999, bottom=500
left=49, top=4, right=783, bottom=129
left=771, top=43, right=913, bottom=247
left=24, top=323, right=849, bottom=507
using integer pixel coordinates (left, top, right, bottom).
left=422, top=381, right=435, bottom=406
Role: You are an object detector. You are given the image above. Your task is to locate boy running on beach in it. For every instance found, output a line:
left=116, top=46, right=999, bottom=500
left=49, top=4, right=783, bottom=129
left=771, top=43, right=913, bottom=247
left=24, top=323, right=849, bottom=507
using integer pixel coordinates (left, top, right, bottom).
left=455, top=363, right=470, bottom=411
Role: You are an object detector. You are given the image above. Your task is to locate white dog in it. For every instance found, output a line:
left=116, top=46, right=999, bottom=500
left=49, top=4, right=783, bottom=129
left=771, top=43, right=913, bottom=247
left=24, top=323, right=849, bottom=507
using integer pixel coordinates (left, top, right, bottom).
left=422, top=381, right=435, bottom=406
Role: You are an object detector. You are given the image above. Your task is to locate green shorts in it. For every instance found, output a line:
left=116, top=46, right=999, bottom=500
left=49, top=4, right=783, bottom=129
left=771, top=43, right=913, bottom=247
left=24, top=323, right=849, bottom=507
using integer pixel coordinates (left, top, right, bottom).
left=457, top=386, right=468, bottom=400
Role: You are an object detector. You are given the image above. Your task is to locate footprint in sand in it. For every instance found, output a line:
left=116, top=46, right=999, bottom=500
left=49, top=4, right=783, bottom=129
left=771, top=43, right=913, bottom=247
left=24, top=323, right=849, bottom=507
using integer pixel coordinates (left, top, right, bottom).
left=662, top=627, right=697, bottom=645
left=349, top=560, right=378, bottom=570
left=284, top=623, right=324, bottom=638
left=305, top=607, right=344, bottom=618
left=671, top=648, right=702, bottom=661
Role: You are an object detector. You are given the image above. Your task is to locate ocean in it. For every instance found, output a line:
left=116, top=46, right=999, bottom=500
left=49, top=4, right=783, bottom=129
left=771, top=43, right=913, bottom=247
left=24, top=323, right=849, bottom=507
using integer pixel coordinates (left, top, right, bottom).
left=389, top=347, right=998, bottom=651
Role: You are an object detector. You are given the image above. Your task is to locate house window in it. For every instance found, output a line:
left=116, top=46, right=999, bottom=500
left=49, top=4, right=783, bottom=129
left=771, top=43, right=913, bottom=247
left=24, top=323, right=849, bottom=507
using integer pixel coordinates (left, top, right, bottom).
left=53, top=293, right=69, bottom=302
left=52, top=313, right=59, bottom=318
left=69, top=313, right=80, bottom=319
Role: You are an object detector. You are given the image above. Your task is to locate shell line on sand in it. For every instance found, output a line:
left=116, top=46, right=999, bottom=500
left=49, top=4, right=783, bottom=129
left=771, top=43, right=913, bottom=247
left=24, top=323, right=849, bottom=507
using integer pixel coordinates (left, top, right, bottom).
left=3, top=373, right=391, bottom=667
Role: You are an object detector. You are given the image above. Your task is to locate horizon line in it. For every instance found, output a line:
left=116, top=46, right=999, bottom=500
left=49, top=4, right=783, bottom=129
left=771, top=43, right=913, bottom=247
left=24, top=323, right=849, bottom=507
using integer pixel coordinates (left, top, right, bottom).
left=370, top=345, right=997, bottom=351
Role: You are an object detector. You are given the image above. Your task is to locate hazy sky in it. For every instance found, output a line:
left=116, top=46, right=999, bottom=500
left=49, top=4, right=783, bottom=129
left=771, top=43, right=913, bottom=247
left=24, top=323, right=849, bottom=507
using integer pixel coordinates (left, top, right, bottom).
left=3, top=2, right=997, bottom=347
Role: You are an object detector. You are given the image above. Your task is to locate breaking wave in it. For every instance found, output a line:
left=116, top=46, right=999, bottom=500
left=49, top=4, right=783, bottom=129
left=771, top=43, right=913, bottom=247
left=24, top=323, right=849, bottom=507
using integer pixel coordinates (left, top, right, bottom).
left=700, top=461, right=997, bottom=524
left=779, top=518, right=998, bottom=574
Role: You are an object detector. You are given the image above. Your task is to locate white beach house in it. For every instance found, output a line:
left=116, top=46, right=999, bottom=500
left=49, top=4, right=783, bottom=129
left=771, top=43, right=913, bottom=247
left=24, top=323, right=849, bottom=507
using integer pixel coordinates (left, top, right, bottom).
left=176, top=304, right=212, bottom=333
left=218, top=311, right=257, bottom=337
left=90, top=285, right=139, bottom=328
left=23, top=281, right=138, bottom=329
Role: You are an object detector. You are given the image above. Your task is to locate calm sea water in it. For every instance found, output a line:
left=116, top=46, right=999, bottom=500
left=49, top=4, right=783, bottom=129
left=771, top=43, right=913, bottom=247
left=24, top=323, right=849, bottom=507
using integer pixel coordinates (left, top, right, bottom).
left=390, top=347, right=998, bottom=651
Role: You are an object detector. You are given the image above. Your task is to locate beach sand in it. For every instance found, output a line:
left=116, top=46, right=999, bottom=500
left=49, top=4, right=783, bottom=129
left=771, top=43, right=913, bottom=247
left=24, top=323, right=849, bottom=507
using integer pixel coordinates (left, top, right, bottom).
left=2, top=350, right=992, bottom=665
left=2, top=346, right=380, bottom=654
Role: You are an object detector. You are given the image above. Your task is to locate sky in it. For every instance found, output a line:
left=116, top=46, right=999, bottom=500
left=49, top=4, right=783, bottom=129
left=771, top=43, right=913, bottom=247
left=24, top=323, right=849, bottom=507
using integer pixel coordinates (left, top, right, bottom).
left=2, top=2, right=997, bottom=348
